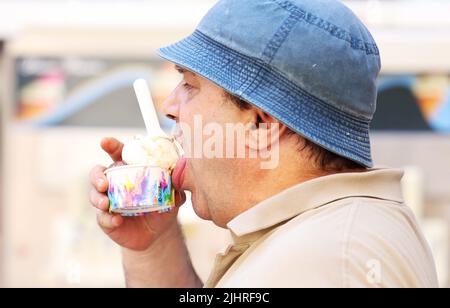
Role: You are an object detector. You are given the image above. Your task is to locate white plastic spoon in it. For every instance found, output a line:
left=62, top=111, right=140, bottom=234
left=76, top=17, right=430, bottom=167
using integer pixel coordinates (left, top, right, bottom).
left=133, top=78, right=185, bottom=156
left=134, top=78, right=168, bottom=138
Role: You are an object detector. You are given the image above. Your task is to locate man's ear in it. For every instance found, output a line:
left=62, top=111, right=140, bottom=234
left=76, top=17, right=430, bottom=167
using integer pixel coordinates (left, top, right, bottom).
left=246, top=108, right=288, bottom=151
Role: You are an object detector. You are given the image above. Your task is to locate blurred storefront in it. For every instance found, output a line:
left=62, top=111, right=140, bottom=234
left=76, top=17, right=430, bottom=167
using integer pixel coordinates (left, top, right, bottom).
left=0, top=0, right=449, bottom=287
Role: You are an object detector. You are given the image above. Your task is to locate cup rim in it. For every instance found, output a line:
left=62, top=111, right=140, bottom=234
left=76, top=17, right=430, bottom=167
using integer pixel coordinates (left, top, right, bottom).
left=104, top=164, right=169, bottom=174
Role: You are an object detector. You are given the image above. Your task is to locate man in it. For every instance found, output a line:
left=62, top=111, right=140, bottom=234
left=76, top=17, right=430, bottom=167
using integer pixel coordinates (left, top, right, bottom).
left=89, top=0, right=438, bottom=287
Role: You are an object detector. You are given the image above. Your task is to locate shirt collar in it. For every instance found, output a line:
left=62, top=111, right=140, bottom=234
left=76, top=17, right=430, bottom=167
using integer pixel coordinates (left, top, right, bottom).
left=227, top=168, right=404, bottom=239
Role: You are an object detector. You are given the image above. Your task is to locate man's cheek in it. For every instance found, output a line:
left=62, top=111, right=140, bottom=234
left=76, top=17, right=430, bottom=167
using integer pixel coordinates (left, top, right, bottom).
left=176, top=119, right=195, bottom=158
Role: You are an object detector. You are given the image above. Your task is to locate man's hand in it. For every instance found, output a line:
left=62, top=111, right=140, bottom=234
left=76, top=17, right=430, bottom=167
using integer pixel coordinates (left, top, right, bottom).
left=89, top=137, right=186, bottom=251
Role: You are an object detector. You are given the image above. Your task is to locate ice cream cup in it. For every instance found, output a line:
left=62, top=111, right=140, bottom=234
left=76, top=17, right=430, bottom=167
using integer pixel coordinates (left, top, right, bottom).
left=104, top=164, right=175, bottom=216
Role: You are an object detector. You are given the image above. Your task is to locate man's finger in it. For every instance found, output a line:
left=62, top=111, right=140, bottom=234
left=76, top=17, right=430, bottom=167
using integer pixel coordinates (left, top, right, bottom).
left=101, top=137, right=124, bottom=162
left=89, top=188, right=110, bottom=211
left=96, top=210, right=123, bottom=231
left=89, top=165, right=108, bottom=192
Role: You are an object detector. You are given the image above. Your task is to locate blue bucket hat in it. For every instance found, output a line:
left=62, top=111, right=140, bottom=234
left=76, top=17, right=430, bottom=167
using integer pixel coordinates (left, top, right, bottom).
left=157, top=0, right=381, bottom=167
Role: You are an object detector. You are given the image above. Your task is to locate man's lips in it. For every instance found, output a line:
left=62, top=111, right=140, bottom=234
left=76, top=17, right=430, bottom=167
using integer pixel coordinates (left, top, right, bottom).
left=172, top=157, right=187, bottom=191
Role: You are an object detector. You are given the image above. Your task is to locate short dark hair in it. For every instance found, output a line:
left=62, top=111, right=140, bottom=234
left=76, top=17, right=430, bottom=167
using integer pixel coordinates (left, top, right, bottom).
left=225, top=91, right=365, bottom=171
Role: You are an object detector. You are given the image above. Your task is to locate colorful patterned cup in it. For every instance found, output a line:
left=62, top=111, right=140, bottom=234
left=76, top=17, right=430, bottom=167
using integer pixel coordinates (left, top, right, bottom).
left=105, top=165, right=175, bottom=216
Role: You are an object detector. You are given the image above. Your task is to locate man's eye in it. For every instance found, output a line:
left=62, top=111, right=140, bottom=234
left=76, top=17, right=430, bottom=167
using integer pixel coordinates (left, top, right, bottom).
left=182, top=82, right=194, bottom=91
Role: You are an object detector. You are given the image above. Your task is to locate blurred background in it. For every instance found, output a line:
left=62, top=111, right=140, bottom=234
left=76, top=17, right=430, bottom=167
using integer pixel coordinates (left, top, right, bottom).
left=0, top=0, right=449, bottom=287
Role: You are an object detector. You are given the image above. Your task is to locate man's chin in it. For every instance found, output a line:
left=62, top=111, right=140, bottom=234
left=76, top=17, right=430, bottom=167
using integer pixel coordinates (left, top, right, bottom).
left=191, top=196, right=212, bottom=221
left=190, top=195, right=228, bottom=228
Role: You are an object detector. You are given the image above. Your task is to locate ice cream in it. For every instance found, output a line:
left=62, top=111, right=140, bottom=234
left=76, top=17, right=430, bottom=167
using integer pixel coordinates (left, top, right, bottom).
left=106, top=135, right=179, bottom=216
left=105, top=79, right=180, bottom=216
left=122, top=135, right=179, bottom=170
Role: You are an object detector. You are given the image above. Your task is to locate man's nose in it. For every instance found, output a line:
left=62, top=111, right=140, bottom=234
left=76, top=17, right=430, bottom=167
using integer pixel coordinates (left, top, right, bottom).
left=161, top=85, right=181, bottom=121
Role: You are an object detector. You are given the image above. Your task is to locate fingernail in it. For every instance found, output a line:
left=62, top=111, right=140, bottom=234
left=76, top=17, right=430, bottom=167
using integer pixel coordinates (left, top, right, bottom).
left=97, top=179, right=105, bottom=187
left=98, top=198, right=104, bottom=208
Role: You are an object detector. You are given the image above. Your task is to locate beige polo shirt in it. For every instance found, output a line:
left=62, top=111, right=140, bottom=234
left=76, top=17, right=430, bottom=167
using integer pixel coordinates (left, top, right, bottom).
left=204, top=169, right=438, bottom=288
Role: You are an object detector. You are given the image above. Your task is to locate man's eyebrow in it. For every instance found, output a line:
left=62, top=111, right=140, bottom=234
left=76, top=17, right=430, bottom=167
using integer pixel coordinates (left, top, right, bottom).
left=175, top=65, right=196, bottom=76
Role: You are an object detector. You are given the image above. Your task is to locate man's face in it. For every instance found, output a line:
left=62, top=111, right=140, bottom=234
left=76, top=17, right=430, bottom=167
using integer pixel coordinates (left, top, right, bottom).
left=161, top=66, right=257, bottom=226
